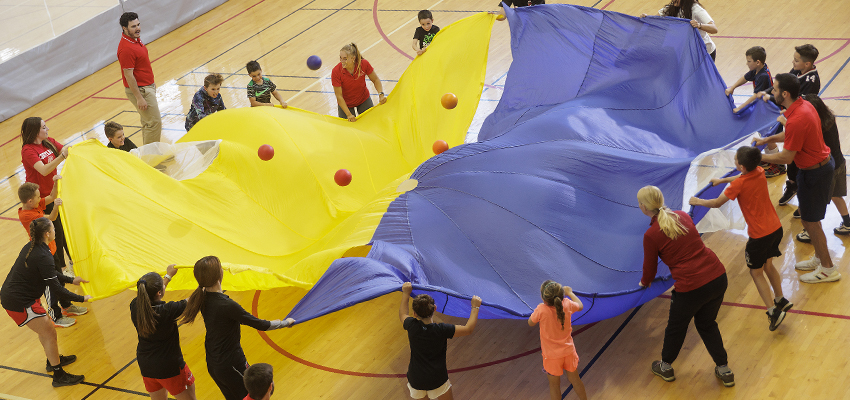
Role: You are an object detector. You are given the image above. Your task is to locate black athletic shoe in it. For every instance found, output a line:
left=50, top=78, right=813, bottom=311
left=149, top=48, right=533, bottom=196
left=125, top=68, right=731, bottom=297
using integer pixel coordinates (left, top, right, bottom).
left=767, top=309, right=786, bottom=331
left=651, top=360, right=675, bottom=382
left=793, top=209, right=801, bottom=219
left=774, top=297, right=794, bottom=312
left=52, top=372, right=85, bottom=387
left=779, top=181, right=797, bottom=206
left=46, top=354, right=77, bottom=372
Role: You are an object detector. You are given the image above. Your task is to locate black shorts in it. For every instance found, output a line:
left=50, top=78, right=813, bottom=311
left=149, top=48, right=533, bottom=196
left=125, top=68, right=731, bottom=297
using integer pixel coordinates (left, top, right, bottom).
left=745, top=227, right=783, bottom=269
left=797, top=157, right=835, bottom=222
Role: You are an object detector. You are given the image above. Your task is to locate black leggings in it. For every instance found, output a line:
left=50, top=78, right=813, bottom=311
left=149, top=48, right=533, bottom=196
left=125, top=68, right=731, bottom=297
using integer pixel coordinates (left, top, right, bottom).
left=661, top=273, right=728, bottom=366
left=44, top=202, right=70, bottom=270
left=208, top=360, right=248, bottom=400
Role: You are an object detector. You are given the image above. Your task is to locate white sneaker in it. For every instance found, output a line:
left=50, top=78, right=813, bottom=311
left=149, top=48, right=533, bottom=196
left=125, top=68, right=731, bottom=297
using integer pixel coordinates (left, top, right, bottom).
left=800, top=266, right=841, bottom=283
left=795, top=256, right=820, bottom=271
left=835, top=224, right=850, bottom=235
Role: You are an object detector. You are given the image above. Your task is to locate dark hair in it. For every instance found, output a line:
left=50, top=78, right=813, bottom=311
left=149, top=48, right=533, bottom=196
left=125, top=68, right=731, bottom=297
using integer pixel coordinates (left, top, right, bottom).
left=18, top=182, right=40, bottom=203
left=418, top=10, right=433, bottom=21
left=244, top=363, right=274, bottom=399
left=745, top=46, right=766, bottom=64
left=21, top=117, right=59, bottom=157
left=180, top=256, right=224, bottom=324
left=246, top=61, right=261, bottom=74
left=120, top=12, right=139, bottom=28
left=795, top=44, right=819, bottom=63
left=204, top=74, right=224, bottom=87
left=662, top=0, right=703, bottom=20
left=736, top=146, right=762, bottom=172
left=411, top=294, right=436, bottom=319
left=25, top=217, right=53, bottom=262
left=340, top=43, right=364, bottom=78
left=135, top=272, right=164, bottom=338
left=104, top=121, right=123, bottom=139
left=802, top=94, right=836, bottom=132
left=774, top=73, right=800, bottom=100
left=540, top=280, right=566, bottom=329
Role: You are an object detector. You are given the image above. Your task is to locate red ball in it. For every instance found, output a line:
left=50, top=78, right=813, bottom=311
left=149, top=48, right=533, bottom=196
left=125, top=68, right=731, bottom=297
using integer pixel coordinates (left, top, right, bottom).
left=258, top=144, right=274, bottom=161
left=334, top=169, right=352, bottom=186
left=432, top=140, right=449, bottom=155
left=441, top=93, right=458, bottom=109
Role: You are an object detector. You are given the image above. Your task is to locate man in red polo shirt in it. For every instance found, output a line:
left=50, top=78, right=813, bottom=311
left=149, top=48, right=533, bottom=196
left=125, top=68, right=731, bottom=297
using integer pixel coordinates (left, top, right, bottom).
left=118, top=12, right=161, bottom=145
left=758, top=73, right=839, bottom=283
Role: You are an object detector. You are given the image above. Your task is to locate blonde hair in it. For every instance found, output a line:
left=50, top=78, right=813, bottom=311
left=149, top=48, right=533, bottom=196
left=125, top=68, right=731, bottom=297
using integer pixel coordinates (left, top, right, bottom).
left=341, top=43, right=363, bottom=78
left=637, top=185, right=687, bottom=240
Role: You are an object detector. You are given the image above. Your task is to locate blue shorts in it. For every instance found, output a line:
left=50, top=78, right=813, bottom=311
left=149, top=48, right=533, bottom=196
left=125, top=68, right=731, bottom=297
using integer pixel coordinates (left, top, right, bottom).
left=796, top=156, right=834, bottom=222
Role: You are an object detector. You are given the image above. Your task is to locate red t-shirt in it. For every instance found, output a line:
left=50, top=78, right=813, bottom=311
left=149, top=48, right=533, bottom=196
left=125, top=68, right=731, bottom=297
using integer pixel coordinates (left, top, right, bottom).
left=724, top=166, right=782, bottom=239
left=117, top=33, right=155, bottom=88
left=530, top=301, right=581, bottom=359
left=783, top=98, right=829, bottom=169
left=331, top=59, right=375, bottom=107
left=18, top=198, right=57, bottom=255
left=21, top=137, right=63, bottom=196
left=640, top=211, right=726, bottom=292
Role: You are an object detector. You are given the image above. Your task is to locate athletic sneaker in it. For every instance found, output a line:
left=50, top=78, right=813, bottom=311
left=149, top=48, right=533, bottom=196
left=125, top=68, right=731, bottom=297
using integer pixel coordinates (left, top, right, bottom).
left=52, top=372, right=85, bottom=387
left=767, top=308, right=786, bottom=331
left=796, top=229, right=811, bottom=243
left=793, top=209, right=801, bottom=219
left=46, top=355, right=77, bottom=372
left=651, top=360, right=675, bottom=382
left=774, top=297, right=794, bottom=312
left=62, top=305, right=88, bottom=316
left=835, top=224, right=850, bottom=235
left=800, top=266, right=841, bottom=283
left=53, top=317, right=76, bottom=328
left=62, top=268, right=75, bottom=278
left=762, top=162, right=786, bottom=178
left=778, top=181, right=797, bottom=205
left=795, top=256, right=820, bottom=271
left=714, top=365, right=735, bottom=387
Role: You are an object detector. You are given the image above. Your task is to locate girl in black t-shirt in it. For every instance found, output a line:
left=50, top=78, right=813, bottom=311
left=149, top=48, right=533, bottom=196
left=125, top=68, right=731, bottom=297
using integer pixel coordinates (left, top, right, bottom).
left=131, top=265, right=197, bottom=400
left=180, top=256, right=294, bottom=400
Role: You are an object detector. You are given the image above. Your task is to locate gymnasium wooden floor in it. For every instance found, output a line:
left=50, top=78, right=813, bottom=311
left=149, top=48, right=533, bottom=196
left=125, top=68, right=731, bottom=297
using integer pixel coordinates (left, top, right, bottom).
left=1, top=0, right=849, bottom=398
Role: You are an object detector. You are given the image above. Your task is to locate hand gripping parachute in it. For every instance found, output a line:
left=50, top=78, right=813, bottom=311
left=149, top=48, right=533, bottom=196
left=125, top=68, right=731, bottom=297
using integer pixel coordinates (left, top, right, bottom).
left=285, top=4, right=779, bottom=325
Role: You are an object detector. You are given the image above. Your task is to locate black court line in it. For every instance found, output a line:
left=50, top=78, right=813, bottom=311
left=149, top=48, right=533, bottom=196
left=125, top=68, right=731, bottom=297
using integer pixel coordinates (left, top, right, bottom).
left=81, top=357, right=139, bottom=399
left=0, top=364, right=153, bottom=398
left=562, top=305, right=642, bottom=399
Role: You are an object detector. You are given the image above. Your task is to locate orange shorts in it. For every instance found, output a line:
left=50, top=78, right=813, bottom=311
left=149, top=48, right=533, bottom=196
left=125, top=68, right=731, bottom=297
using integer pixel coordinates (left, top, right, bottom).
left=143, top=363, right=195, bottom=395
left=543, top=353, right=579, bottom=376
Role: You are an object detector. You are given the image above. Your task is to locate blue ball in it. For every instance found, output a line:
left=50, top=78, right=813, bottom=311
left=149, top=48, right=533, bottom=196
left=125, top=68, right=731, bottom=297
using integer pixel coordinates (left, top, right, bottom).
left=307, top=55, right=322, bottom=70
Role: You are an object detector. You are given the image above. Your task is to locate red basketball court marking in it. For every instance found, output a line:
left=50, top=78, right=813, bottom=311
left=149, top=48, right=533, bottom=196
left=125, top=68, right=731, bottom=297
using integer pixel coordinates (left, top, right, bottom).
left=599, top=0, right=616, bottom=10
left=0, top=216, right=18, bottom=222
left=659, top=294, right=850, bottom=320
left=253, top=289, right=597, bottom=377
left=91, top=97, right=128, bottom=101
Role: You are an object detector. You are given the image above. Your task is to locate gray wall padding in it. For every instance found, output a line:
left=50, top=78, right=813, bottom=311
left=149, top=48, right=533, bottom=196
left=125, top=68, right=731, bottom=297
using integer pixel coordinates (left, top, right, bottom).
left=0, top=0, right=228, bottom=121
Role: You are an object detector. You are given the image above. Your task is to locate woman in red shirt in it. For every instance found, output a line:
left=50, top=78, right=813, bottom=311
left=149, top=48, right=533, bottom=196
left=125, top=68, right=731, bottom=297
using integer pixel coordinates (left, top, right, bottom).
left=332, top=43, right=387, bottom=122
left=637, top=185, right=734, bottom=387
left=20, top=117, right=71, bottom=273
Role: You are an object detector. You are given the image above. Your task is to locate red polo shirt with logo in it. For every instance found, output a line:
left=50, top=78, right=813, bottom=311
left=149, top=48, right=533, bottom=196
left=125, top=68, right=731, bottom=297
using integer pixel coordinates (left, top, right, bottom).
left=21, top=138, right=63, bottom=196
left=331, top=59, right=374, bottom=107
left=117, top=33, right=155, bottom=88
left=783, top=97, right=829, bottom=169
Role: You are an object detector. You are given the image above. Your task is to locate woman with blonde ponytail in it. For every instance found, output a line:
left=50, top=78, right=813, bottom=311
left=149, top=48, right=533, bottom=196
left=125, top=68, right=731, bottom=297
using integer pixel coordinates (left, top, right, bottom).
left=528, top=280, right=587, bottom=400
left=637, top=186, right=734, bottom=387
left=332, top=42, right=387, bottom=122
left=179, top=256, right=294, bottom=400
left=131, top=265, right=197, bottom=400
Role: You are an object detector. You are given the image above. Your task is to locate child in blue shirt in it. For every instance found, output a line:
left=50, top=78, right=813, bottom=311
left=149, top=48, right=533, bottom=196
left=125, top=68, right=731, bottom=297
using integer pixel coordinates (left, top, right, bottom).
left=727, top=46, right=772, bottom=100
left=186, top=74, right=226, bottom=131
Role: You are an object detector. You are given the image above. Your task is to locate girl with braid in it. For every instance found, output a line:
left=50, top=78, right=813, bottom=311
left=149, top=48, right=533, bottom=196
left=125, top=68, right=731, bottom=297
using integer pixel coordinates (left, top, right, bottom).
left=179, top=256, right=294, bottom=400
left=528, top=280, right=587, bottom=400
left=131, top=265, right=197, bottom=400
left=332, top=42, right=387, bottom=121
left=0, top=217, right=92, bottom=387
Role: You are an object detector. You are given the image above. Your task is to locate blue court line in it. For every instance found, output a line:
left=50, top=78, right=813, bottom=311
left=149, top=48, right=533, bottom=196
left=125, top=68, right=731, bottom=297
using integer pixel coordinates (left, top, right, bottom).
left=562, top=305, right=642, bottom=399
left=820, top=54, right=850, bottom=96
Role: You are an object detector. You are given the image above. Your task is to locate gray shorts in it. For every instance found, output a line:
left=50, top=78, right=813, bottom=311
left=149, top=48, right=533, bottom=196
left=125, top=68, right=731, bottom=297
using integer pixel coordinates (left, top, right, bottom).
left=832, top=163, right=846, bottom=198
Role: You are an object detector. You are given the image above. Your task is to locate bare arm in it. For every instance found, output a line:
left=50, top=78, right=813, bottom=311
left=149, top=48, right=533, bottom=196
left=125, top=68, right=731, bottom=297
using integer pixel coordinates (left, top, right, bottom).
left=725, top=76, right=748, bottom=96
left=32, top=147, right=68, bottom=176
left=271, top=90, right=287, bottom=108
left=762, top=149, right=796, bottom=165
left=123, top=69, right=147, bottom=110
left=44, top=175, right=61, bottom=204
left=527, top=316, right=537, bottom=327
left=453, top=295, right=481, bottom=337
left=162, top=264, right=178, bottom=291
left=249, top=97, right=273, bottom=107
left=564, top=286, right=583, bottom=312
left=367, top=71, right=387, bottom=104
left=333, top=86, right=356, bottom=121
left=399, top=282, right=412, bottom=323
left=689, top=193, right=730, bottom=209
left=692, top=20, right=718, bottom=34
left=753, top=131, right=786, bottom=146
left=412, top=39, right=421, bottom=53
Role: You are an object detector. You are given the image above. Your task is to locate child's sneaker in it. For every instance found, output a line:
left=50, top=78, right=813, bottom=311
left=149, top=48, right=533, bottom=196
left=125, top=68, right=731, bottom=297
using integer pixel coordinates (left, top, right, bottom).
left=651, top=360, right=675, bottom=382
left=767, top=308, right=786, bottom=331
left=62, top=268, right=75, bottom=278
left=52, top=372, right=85, bottom=387
left=714, top=365, right=735, bottom=387
left=774, top=297, right=793, bottom=312
left=53, top=317, right=76, bottom=328
left=795, top=256, right=820, bottom=271
left=800, top=266, right=841, bottom=283
left=792, top=209, right=801, bottom=219
left=835, top=224, right=850, bottom=235
left=62, top=305, right=88, bottom=316
left=796, top=229, right=810, bottom=243
left=46, top=355, right=77, bottom=372
left=778, top=181, right=797, bottom=205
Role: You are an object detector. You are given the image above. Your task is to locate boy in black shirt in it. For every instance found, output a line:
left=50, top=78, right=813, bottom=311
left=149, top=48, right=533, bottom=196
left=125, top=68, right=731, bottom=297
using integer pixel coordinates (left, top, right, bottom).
left=727, top=46, right=772, bottom=100
left=105, top=121, right=138, bottom=152
left=412, top=10, right=440, bottom=56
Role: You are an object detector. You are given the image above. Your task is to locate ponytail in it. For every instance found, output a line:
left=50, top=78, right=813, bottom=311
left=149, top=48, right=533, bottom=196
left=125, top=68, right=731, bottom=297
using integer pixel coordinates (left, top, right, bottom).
left=637, top=185, right=687, bottom=240
left=179, top=286, right=206, bottom=325
left=341, top=43, right=363, bottom=78
left=540, top=280, right=566, bottom=329
left=179, top=255, right=223, bottom=325
left=136, top=272, right=163, bottom=338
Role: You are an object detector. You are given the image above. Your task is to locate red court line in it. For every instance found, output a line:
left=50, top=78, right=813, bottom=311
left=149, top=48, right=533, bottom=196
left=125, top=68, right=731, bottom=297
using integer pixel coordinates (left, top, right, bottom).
left=823, top=95, right=850, bottom=100
left=0, top=0, right=267, bottom=150
left=253, top=289, right=597, bottom=378
left=0, top=216, right=18, bottom=221
left=91, top=97, right=128, bottom=101
left=599, top=0, right=616, bottom=10
left=658, top=294, right=850, bottom=320
left=713, top=35, right=850, bottom=41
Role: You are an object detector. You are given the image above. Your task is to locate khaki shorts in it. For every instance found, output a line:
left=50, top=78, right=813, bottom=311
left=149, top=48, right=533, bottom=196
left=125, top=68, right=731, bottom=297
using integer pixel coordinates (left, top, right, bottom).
left=408, top=380, right=451, bottom=399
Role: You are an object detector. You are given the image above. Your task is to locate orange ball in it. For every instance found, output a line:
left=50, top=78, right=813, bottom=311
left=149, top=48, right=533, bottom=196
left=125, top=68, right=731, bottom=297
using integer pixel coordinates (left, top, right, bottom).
left=334, top=169, right=352, bottom=186
left=258, top=144, right=274, bottom=161
left=432, top=140, right=449, bottom=155
left=441, top=93, right=458, bottom=109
